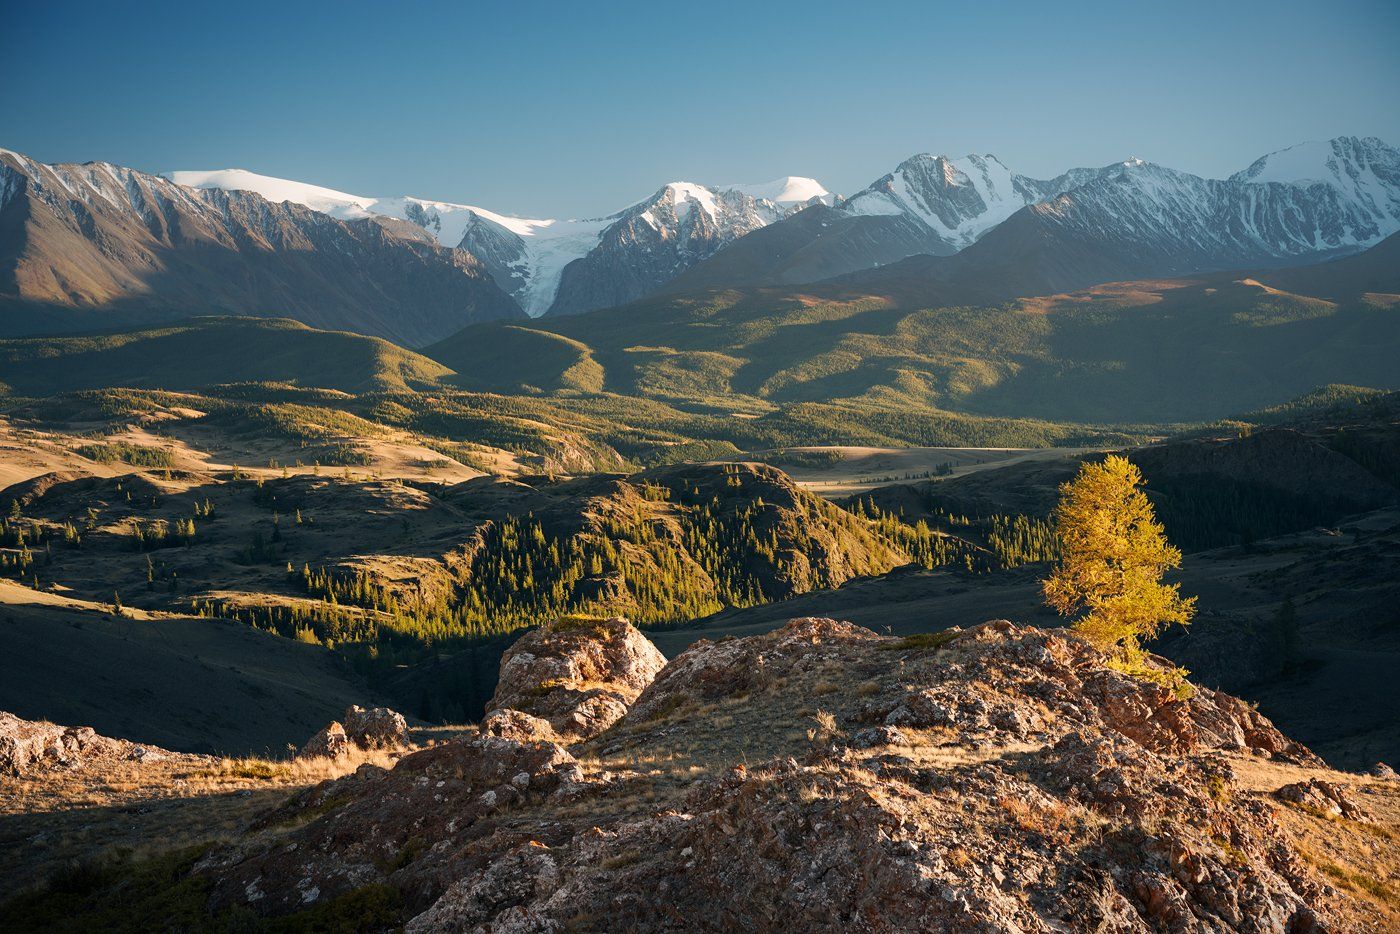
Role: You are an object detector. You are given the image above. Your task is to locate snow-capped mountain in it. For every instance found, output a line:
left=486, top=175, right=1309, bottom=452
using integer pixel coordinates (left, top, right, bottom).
left=670, top=137, right=1400, bottom=294
left=540, top=180, right=833, bottom=317
left=845, top=153, right=1044, bottom=249
left=823, top=136, right=1400, bottom=313
left=1016, top=136, right=1400, bottom=280
left=169, top=169, right=832, bottom=317
left=659, top=153, right=1122, bottom=292
left=1, top=151, right=523, bottom=344
left=9, top=136, right=1395, bottom=342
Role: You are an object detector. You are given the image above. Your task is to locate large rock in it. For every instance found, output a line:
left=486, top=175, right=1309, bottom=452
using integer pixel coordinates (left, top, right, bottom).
left=343, top=705, right=409, bottom=750
left=0, top=710, right=178, bottom=775
left=487, top=617, right=666, bottom=742
left=478, top=708, right=558, bottom=745
left=1273, top=779, right=1372, bottom=822
left=297, top=721, right=350, bottom=760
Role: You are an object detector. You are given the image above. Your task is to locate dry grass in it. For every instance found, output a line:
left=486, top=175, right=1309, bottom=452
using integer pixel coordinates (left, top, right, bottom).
left=997, top=794, right=1073, bottom=845
left=190, top=747, right=401, bottom=789
left=1, top=744, right=406, bottom=896
left=1228, top=752, right=1400, bottom=929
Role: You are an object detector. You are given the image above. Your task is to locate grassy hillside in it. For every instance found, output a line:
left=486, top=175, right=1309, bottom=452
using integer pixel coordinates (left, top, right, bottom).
left=0, top=590, right=377, bottom=756
left=429, top=236, right=1400, bottom=424
left=2, top=317, right=1149, bottom=472
left=0, top=460, right=990, bottom=721
left=0, top=317, right=454, bottom=395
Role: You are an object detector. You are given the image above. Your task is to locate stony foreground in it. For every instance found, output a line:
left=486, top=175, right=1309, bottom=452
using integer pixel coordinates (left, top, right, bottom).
left=5, top=617, right=1400, bottom=931
left=194, top=618, right=1393, bottom=931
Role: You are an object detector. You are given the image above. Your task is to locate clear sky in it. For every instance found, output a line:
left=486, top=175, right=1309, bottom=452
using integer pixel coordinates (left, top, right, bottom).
left=4, top=0, right=1398, bottom=218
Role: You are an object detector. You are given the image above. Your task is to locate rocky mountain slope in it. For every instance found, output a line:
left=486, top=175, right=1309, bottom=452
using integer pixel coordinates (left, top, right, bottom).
left=15, top=616, right=1394, bottom=931
left=170, top=165, right=832, bottom=317
left=0, top=150, right=524, bottom=344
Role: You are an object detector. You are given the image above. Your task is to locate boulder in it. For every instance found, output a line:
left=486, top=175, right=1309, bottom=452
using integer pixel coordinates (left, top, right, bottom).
left=0, top=711, right=123, bottom=775
left=479, top=708, right=559, bottom=745
left=0, top=710, right=181, bottom=775
left=343, top=705, right=409, bottom=750
left=1273, top=779, right=1372, bottom=821
left=1367, top=761, right=1398, bottom=780
left=487, top=617, right=666, bottom=741
left=298, top=721, right=350, bottom=760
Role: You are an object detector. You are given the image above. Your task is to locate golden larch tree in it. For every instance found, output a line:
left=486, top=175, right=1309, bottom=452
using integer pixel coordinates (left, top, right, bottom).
left=1043, top=455, right=1195, bottom=688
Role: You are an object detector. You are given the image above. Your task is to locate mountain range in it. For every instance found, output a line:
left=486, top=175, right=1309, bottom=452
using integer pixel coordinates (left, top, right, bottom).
left=1, top=136, right=1397, bottom=346
left=172, top=136, right=1400, bottom=312
left=666, top=136, right=1400, bottom=297
left=166, top=168, right=834, bottom=317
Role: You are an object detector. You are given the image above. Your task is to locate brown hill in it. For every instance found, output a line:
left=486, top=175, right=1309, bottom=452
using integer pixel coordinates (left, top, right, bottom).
left=0, top=150, right=524, bottom=345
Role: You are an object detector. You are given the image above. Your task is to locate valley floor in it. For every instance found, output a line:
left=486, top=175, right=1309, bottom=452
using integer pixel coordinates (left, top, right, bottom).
left=760, top=444, right=1110, bottom=497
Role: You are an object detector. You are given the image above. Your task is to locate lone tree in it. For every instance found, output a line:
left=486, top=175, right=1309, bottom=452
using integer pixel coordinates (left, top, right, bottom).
left=1043, top=455, right=1195, bottom=690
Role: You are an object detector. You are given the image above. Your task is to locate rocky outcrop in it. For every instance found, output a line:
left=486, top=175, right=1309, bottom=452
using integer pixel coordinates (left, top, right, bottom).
left=298, top=707, right=409, bottom=760
left=193, top=618, right=1353, bottom=931
left=205, top=735, right=586, bottom=915
left=0, top=711, right=188, bottom=775
left=486, top=616, right=666, bottom=742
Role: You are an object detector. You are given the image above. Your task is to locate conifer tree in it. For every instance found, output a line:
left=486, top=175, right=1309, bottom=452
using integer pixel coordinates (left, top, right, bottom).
left=1043, top=456, right=1195, bottom=691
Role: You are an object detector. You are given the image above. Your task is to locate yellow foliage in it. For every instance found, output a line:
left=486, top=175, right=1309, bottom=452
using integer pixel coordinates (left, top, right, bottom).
left=1043, top=456, right=1195, bottom=685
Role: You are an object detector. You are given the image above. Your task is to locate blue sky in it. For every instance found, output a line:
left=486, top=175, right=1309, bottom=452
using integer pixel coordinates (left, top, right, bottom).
left=4, top=0, right=1398, bottom=218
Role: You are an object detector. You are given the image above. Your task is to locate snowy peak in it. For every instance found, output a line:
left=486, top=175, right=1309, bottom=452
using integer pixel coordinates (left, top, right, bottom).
left=844, top=151, right=1031, bottom=247
left=165, top=167, right=556, bottom=258
left=1228, top=137, right=1400, bottom=242
left=1231, top=136, right=1399, bottom=188
left=539, top=179, right=830, bottom=317
left=721, top=176, right=833, bottom=206
left=165, top=167, right=831, bottom=316
left=1020, top=136, right=1400, bottom=269
left=165, top=168, right=375, bottom=216
left=657, top=182, right=724, bottom=222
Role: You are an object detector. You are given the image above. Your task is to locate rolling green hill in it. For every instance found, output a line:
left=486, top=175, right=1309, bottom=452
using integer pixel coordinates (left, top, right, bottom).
left=426, top=235, right=1400, bottom=424
left=0, top=317, right=454, bottom=396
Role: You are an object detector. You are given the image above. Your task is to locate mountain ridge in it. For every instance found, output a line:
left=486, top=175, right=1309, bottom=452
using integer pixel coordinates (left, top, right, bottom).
left=673, top=136, right=1400, bottom=295
left=0, top=150, right=525, bottom=345
left=169, top=166, right=834, bottom=317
